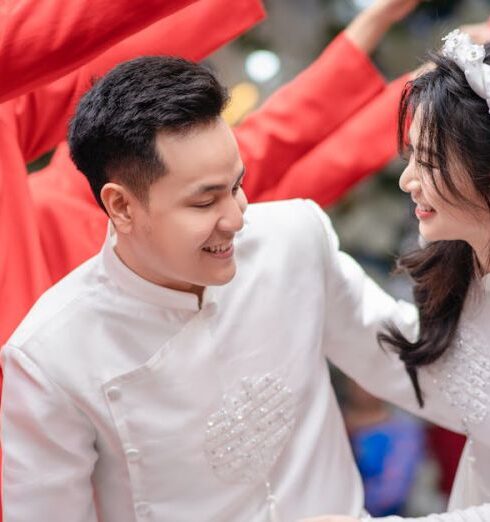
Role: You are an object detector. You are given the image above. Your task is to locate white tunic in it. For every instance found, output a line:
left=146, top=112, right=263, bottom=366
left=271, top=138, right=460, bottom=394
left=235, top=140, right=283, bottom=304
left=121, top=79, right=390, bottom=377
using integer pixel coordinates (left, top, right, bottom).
left=2, top=199, right=430, bottom=522
left=4, top=199, right=489, bottom=522
left=359, top=280, right=490, bottom=521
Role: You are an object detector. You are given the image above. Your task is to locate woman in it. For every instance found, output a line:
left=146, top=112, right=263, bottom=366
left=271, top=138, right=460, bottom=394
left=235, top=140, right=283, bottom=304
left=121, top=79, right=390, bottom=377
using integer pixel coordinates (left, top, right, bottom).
left=303, top=30, right=490, bottom=522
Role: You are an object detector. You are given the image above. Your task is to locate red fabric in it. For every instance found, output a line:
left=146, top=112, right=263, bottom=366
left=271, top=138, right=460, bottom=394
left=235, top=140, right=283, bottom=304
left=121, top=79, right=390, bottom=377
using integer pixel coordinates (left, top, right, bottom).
left=0, top=0, right=265, bottom=347
left=0, top=0, right=199, bottom=102
left=427, top=426, right=465, bottom=495
left=11, top=0, right=266, bottom=165
left=255, top=74, right=409, bottom=205
left=235, top=33, right=386, bottom=199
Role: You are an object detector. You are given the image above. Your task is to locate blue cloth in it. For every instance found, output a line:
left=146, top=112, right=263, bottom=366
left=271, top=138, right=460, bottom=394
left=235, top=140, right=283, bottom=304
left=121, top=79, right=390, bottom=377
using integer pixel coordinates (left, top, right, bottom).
left=350, top=411, right=425, bottom=517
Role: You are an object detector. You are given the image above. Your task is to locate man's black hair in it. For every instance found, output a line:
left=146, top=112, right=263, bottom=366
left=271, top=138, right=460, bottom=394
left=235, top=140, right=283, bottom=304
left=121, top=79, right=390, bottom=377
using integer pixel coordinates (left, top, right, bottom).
left=69, top=56, right=229, bottom=209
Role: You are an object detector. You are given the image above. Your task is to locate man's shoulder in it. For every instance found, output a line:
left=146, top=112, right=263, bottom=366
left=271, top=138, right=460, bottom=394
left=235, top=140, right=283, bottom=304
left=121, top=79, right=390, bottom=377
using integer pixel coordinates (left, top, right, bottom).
left=245, top=198, right=316, bottom=216
left=242, top=199, right=335, bottom=249
left=234, top=199, right=338, bottom=278
left=245, top=198, right=331, bottom=233
left=8, top=255, right=103, bottom=352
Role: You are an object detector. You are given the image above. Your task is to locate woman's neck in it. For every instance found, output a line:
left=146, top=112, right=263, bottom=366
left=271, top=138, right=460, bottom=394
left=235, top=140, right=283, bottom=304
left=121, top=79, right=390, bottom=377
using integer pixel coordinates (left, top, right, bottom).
left=471, top=243, right=490, bottom=277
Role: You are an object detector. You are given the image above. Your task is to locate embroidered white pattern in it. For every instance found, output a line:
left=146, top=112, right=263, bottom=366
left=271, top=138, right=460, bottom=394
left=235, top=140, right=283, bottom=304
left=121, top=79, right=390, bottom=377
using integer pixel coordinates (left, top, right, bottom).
left=442, top=29, right=490, bottom=112
left=204, top=373, right=295, bottom=485
left=428, top=326, right=490, bottom=427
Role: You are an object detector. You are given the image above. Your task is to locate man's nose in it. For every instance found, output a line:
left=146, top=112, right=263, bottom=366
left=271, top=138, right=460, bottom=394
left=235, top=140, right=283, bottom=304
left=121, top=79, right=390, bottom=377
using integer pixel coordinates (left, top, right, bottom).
left=218, top=196, right=245, bottom=233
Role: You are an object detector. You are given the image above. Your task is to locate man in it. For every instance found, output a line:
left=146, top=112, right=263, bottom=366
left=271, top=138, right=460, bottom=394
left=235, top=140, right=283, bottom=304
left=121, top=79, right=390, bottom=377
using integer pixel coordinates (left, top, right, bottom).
left=0, top=0, right=265, bottom=347
left=2, top=55, right=455, bottom=522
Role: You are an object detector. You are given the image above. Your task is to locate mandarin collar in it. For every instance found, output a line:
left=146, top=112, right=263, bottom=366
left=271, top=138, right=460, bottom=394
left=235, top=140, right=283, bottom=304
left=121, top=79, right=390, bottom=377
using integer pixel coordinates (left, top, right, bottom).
left=101, top=223, right=217, bottom=311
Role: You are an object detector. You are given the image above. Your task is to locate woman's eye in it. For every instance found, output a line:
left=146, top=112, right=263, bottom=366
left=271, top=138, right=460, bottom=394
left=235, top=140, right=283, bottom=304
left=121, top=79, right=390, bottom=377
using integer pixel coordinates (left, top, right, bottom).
left=416, top=159, right=435, bottom=171
left=401, top=144, right=414, bottom=161
left=232, top=183, right=243, bottom=195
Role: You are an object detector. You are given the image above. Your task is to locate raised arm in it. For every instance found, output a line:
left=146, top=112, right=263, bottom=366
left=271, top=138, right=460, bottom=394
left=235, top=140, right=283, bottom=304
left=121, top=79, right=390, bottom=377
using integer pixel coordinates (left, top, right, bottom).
left=10, top=0, right=265, bottom=162
left=1, top=346, right=98, bottom=522
left=253, top=74, right=409, bottom=205
left=345, top=0, right=422, bottom=54
left=239, top=0, right=423, bottom=201
left=237, top=32, right=385, bottom=201
left=0, top=0, right=198, bottom=102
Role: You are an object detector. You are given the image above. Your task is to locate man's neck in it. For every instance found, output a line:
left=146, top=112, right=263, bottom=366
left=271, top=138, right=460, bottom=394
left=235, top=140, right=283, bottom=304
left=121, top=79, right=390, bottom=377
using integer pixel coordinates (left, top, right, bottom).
left=113, top=242, right=205, bottom=302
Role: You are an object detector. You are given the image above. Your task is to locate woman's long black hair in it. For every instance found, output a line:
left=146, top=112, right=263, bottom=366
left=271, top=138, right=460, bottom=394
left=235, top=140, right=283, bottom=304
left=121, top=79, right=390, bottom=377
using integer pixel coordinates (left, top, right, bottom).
left=378, top=44, right=490, bottom=407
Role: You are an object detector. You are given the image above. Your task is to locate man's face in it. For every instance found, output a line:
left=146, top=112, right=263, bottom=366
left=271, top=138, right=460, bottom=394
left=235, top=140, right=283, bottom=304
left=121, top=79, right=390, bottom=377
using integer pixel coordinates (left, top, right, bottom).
left=123, top=118, right=247, bottom=294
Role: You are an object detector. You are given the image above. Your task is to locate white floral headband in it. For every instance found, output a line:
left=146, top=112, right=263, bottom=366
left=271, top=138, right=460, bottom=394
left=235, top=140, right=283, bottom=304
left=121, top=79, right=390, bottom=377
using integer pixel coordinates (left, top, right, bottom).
left=442, top=29, right=490, bottom=113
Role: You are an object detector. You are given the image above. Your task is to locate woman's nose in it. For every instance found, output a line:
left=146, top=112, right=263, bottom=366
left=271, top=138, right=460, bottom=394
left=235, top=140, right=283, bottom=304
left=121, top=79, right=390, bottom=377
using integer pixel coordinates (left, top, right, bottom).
left=399, top=162, right=419, bottom=194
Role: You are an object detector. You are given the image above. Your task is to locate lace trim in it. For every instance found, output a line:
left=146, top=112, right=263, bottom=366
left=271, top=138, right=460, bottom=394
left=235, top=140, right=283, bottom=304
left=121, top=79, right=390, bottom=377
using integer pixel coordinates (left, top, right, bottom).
left=428, top=326, right=490, bottom=427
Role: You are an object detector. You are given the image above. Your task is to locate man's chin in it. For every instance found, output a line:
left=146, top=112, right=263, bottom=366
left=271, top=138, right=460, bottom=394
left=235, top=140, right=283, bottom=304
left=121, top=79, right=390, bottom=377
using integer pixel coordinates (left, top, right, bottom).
left=202, top=265, right=237, bottom=287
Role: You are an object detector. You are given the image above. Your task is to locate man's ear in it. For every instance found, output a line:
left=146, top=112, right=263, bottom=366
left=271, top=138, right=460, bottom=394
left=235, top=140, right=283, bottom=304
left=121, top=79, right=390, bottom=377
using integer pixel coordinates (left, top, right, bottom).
left=100, top=183, right=134, bottom=234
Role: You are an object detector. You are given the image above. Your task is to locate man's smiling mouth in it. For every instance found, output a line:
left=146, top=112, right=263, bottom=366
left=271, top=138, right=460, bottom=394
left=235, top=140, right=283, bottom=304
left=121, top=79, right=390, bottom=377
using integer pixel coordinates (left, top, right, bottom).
left=202, top=242, right=233, bottom=254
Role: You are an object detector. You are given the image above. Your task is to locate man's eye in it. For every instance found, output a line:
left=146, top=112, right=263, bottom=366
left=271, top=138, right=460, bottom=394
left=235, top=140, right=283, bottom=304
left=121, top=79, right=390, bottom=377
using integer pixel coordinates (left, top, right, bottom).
left=232, top=183, right=243, bottom=195
left=193, top=201, right=214, bottom=208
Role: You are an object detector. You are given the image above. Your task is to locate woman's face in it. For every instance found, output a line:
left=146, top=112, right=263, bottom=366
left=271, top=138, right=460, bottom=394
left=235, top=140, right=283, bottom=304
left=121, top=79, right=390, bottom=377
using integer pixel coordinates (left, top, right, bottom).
left=399, top=108, right=490, bottom=257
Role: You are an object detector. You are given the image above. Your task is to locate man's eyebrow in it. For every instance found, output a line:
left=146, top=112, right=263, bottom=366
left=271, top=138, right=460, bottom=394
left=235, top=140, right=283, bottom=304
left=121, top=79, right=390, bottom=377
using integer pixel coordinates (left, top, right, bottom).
left=191, top=166, right=246, bottom=195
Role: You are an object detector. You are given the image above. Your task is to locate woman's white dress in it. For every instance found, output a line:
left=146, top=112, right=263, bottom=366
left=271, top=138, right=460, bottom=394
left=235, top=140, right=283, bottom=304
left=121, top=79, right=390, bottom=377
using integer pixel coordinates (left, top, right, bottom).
left=335, top=270, right=490, bottom=521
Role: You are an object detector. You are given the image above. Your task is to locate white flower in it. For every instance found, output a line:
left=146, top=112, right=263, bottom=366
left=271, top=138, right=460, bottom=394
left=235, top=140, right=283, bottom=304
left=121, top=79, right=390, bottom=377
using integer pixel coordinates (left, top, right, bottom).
left=441, top=29, right=490, bottom=112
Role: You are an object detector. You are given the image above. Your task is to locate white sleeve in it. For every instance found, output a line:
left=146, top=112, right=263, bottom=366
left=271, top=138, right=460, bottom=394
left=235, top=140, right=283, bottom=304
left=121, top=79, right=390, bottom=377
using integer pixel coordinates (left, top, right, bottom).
left=368, top=503, right=490, bottom=522
left=1, top=345, right=98, bottom=522
left=302, top=200, right=463, bottom=433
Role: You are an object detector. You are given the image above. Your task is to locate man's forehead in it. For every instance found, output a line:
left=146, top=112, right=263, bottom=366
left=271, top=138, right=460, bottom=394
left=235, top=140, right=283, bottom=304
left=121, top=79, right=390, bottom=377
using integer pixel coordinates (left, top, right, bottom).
left=154, top=120, right=242, bottom=184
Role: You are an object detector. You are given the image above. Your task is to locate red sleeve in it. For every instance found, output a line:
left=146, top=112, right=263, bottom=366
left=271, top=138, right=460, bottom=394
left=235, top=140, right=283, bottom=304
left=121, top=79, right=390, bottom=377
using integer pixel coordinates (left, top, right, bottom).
left=0, top=0, right=198, bottom=102
left=237, top=32, right=386, bottom=201
left=83, top=0, right=265, bottom=78
left=12, top=0, right=266, bottom=163
left=252, top=75, right=409, bottom=206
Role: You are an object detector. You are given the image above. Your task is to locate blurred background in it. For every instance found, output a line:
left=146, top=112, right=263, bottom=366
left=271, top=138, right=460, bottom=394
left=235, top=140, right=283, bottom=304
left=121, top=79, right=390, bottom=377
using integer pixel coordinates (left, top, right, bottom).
left=208, top=0, right=487, bottom=517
